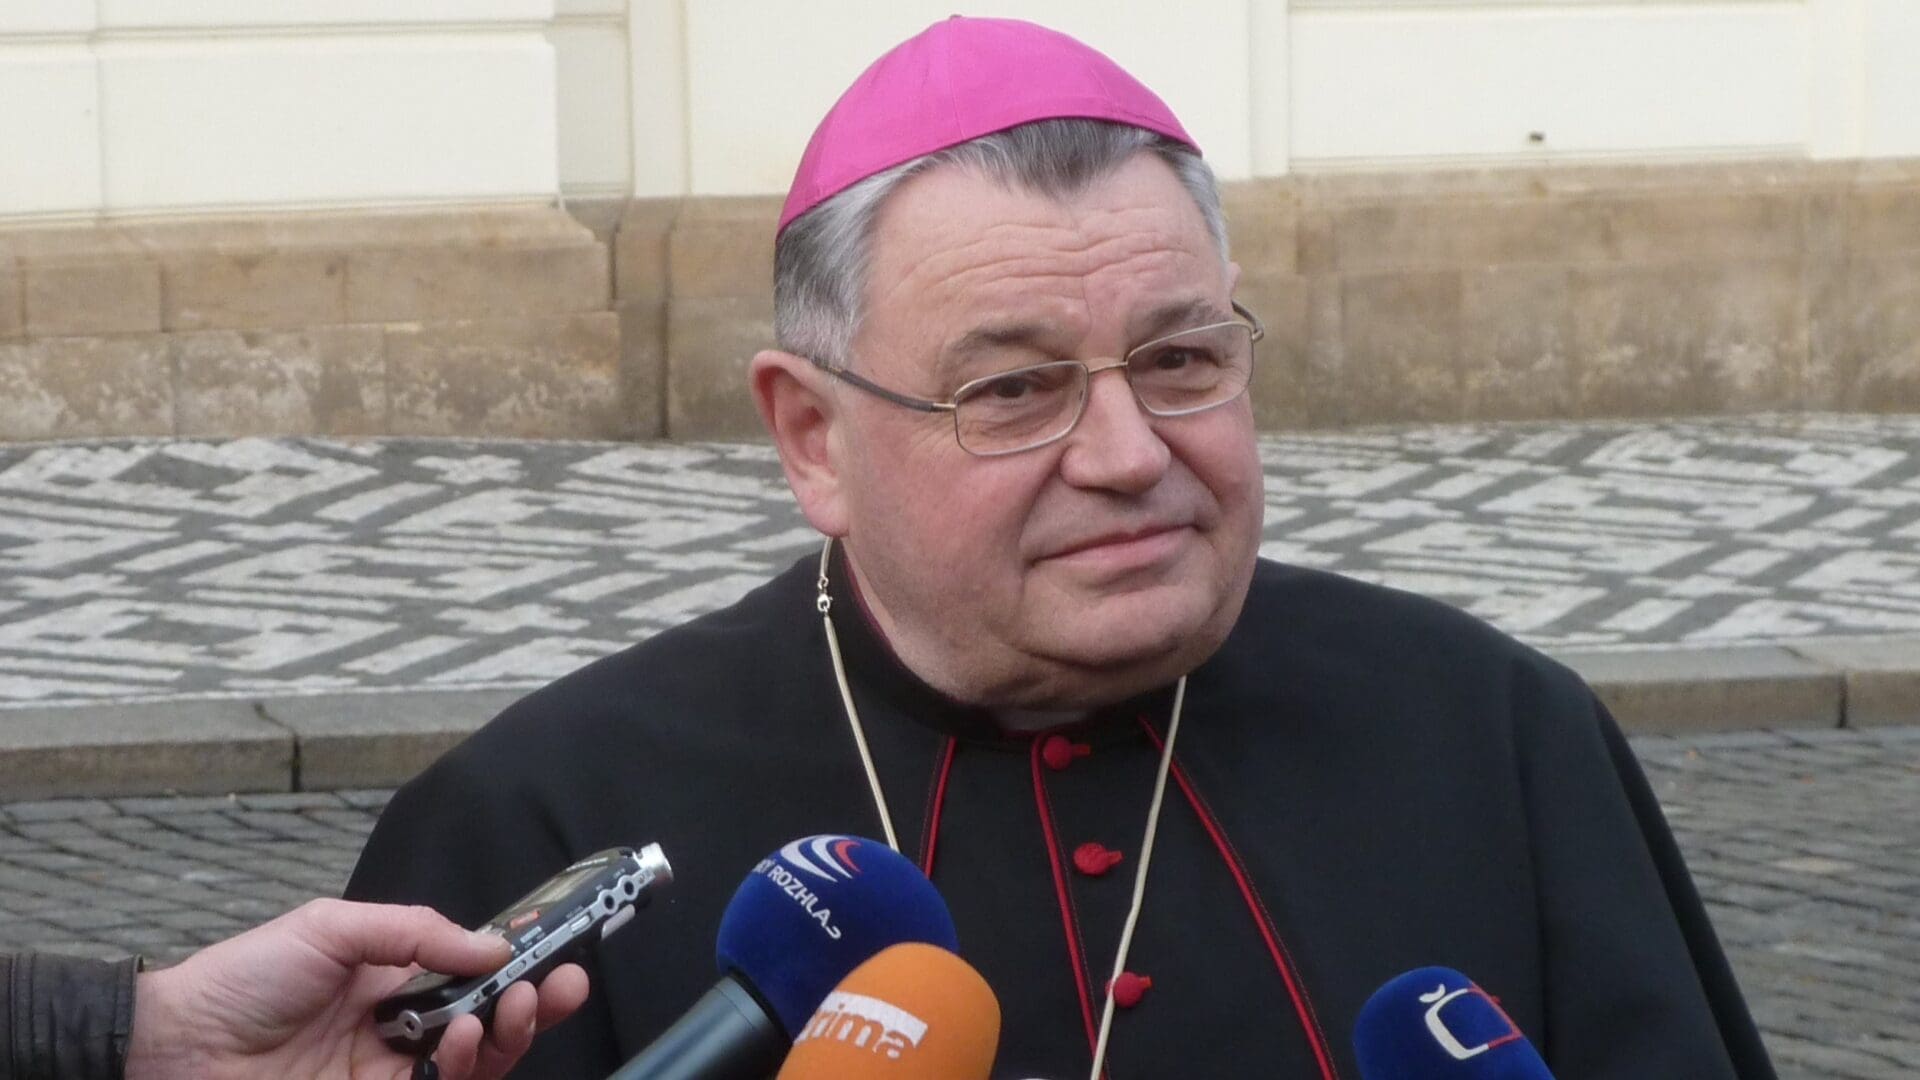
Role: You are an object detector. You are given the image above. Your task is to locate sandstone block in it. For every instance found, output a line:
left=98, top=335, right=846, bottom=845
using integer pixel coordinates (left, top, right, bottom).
left=668, top=196, right=780, bottom=301
left=1844, top=182, right=1920, bottom=255
left=347, top=241, right=610, bottom=323
left=174, top=326, right=385, bottom=436
left=1803, top=190, right=1851, bottom=409
left=1690, top=257, right=1808, bottom=413
left=1848, top=158, right=1920, bottom=185
left=1237, top=271, right=1309, bottom=430
left=1601, top=190, right=1805, bottom=263
left=1812, top=253, right=1920, bottom=412
left=1805, top=189, right=1847, bottom=261
left=614, top=196, right=682, bottom=304
left=1328, top=197, right=1613, bottom=273
left=386, top=312, right=621, bottom=438
left=0, top=254, right=21, bottom=340
left=1338, top=270, right=1464, bottom=423
left=0, top=224, right=138, bottom=261
left=1293, top=166, right=1556, bottom=204
left=23, top=255, right=162, bottom=337
left=187, top=206, right=589, bottom=252
left=1570, top=258, right=1807, bottom=416
left=619, top=298, right=667, bottom=439
left=1461, top=264, right=1576, bottom=419
left=1295, top=207, right=1336, bottom=276
left=161, top=249, right=347, bottom=331
left=1221, top=179, right=1298, bottom=277
left=0, top=334, right=173, bottom=440
left=666, top=294, right=775, bottom=440
left=1542, top=158, right=1816, bottom=198
left=1302, top=274, right=1344, bottom=426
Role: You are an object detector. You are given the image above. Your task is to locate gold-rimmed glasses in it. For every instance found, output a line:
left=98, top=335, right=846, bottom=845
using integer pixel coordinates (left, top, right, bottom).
left=809, top=301, right=1263, bottom=457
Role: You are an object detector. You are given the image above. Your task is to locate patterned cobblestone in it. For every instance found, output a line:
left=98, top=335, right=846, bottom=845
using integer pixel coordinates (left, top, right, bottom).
left=0, top=728, right=1913, bottom=1078
left=4, top=415, right=1919, bottom=709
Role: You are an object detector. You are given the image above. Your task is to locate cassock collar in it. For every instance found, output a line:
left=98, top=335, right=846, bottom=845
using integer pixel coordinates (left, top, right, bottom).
left=821, top=542, right=1179, bottom=749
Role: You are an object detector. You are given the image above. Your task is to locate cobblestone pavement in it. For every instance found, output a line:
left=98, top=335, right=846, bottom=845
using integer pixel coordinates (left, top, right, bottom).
left=4, top=414, right=1919, bottom=709
left=0, top=729, right=1913, bottom=1079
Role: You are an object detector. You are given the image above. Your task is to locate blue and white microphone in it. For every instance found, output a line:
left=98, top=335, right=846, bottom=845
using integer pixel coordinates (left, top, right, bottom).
left=608, top=834, right=959, bottom=1080
left=1353, top=966, right=1555, bottom=1079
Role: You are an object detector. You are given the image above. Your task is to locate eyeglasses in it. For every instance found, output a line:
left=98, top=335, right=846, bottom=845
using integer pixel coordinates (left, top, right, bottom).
left=810, top=302, right=1263, bottom=457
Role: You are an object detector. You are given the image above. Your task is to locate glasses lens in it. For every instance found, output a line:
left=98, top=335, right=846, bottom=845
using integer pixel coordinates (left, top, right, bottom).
left=1126, top=323, right=1254, bottom=416
left=953, top=362, right=1088, bottom=455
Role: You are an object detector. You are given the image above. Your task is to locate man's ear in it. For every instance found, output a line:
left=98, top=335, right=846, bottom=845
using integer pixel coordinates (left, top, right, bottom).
left=750, top=349, right=850, bottom=538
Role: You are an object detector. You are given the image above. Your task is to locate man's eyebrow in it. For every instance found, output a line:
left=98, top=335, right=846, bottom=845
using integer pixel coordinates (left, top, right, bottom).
left=940, top=321, right=1064, bottom=368
left=1132, top=298, right=1231, bottom=342
left=937, top=299, right=1229, bottom=372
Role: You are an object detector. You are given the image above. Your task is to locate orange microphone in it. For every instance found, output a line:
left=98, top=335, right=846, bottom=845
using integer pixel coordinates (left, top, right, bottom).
left=775, top=942, right=1000, bottom=1079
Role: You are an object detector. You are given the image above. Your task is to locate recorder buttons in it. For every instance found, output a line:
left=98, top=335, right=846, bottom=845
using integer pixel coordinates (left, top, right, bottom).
left=566, top=913, right=593, bottom=937
left=601, top=905, right=637, bottom=940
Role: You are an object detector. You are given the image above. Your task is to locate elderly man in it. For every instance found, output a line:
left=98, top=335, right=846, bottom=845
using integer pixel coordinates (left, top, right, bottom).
left=349, top=17, right=1775, bottom=1079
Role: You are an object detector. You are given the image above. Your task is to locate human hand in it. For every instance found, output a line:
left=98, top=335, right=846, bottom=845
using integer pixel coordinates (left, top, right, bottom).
left=125, top=898, right=590, bottom=1080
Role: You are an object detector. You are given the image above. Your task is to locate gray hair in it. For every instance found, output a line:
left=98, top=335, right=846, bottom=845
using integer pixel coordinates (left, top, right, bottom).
left=774, top=118, right=1229, bottom=367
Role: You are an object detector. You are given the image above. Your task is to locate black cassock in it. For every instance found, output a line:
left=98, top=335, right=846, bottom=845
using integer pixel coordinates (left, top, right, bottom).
left=347, top=554, right=1776, bottom=1079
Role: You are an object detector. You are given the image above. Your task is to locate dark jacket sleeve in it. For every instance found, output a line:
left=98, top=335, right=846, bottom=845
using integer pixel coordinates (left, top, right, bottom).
left=1, top=952, right=137, bottom=1080
left=1512, top=660, right=1777, bottom=1079
left=1595, top=710, right=1778, bottom=1079
left=344, top=730, right=623, bottom=1079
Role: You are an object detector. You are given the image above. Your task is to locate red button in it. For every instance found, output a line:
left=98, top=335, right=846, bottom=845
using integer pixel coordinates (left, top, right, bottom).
left=1041, top=735, right=1091, bottom=771
left=1110, top=972, right=1153, bottom=1008
left=1072, top=842, right=1124, bottom=877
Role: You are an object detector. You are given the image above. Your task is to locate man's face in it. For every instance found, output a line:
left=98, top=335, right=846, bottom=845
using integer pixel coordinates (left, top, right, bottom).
left=829, top=151, right=1264, bottom=709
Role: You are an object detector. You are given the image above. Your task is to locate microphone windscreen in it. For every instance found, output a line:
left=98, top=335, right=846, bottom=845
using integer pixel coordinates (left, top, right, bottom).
left=776, top=942, right=999, bottom=1079
left=1353, top=967, right=1554, bottom=1080
left=716, top=835, right=959, bottom=1038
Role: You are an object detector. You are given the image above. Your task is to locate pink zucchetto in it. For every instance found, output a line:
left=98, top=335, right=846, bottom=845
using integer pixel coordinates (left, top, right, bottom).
left=777, top=15, right=1199, bottom=235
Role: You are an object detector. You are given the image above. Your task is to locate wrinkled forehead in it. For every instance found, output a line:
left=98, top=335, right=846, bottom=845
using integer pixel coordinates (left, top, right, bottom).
left=861, top=155, right=1228, bottom=361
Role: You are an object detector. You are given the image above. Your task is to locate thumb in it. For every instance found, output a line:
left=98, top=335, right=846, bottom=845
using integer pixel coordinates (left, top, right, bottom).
left=286, top=899, right=509, bottom=976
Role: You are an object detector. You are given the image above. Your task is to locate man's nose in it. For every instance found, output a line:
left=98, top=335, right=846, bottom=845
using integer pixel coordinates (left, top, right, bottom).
left=1058, top=363, right=1171, bottom=493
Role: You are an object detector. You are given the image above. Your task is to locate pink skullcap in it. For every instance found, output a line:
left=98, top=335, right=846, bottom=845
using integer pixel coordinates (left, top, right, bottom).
left=778, top=15, right=1198, bottom=235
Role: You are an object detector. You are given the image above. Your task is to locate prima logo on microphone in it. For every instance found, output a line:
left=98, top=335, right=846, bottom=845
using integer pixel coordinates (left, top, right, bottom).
left=794, top=990, right=929, bottom=1060
left=751, top=835, right=864, bottom=940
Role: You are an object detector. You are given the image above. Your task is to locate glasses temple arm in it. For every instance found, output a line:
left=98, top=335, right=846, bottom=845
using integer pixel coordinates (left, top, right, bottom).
left=809, top=357, right=955, bottom=413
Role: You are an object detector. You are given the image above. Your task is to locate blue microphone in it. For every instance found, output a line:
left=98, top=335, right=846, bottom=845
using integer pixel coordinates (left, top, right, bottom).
left=1353, top=967, right=1555, bottom=1080
left=608, top=835, right=958, bottom=1079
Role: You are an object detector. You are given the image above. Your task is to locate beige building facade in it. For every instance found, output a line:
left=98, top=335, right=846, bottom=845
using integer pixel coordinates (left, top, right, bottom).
left=2, top=1, right=1918, bottom=439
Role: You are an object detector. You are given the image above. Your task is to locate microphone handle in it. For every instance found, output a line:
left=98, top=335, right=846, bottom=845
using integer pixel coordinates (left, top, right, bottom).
left=606, top=975, right=788, bottom=1080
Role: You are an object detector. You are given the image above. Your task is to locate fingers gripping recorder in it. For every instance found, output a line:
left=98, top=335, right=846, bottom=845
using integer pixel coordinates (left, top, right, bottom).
left=375, top=844, right=673, bottom=1054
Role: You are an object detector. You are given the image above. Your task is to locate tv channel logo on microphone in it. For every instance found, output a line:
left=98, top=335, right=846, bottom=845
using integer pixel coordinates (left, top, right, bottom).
left=1418, top=976, right=1524, bottom=1062
left=794, top=989, right=929, bottom=1060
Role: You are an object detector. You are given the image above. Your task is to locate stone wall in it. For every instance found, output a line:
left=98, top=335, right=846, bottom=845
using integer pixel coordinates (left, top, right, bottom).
left=0, top=208, right=624, bottom=441
left=5, top=159, right=1919, bottom=442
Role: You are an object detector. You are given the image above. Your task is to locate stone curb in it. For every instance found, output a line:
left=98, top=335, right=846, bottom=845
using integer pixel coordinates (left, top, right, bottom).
left=0, top=688, right=524, bottom=801
left=1, top=639, right=1915, bottom=797
left=1548, top=636, right=1920, bottom=734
